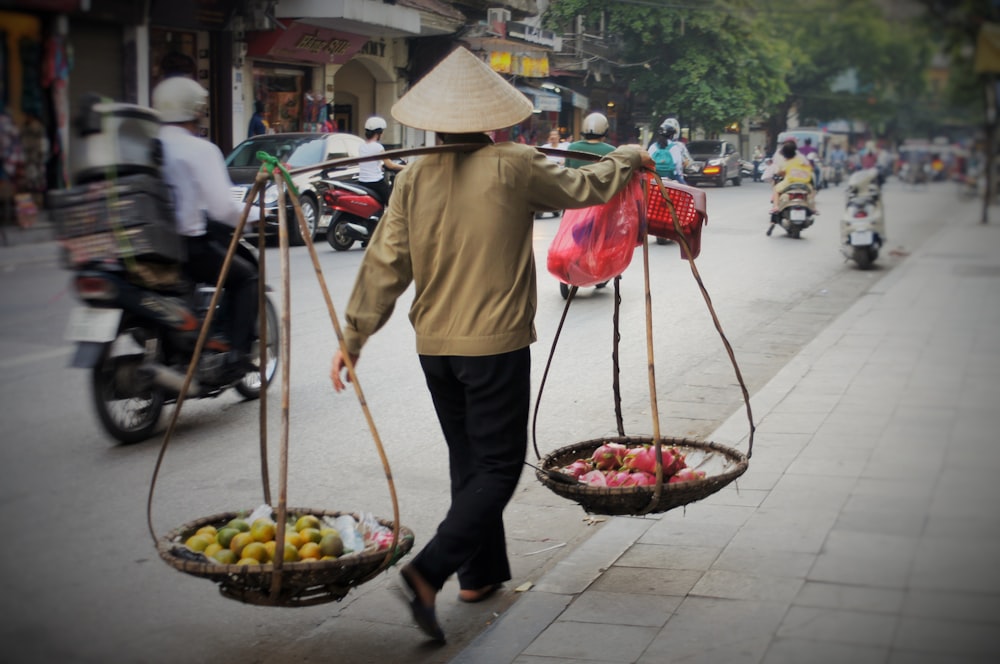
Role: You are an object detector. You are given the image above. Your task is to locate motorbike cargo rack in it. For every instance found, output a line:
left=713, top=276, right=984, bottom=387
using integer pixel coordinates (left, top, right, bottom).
left=531, top=169, right=755, bottom=516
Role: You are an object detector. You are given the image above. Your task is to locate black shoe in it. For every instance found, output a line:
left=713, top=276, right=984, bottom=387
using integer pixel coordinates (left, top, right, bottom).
left=397, top=569, right=445, bottom=643
left=220, top=351, right=257, bottom=383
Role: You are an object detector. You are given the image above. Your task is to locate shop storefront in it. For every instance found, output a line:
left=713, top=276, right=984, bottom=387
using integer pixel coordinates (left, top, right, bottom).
left=245, top=21, right=369, bottom=137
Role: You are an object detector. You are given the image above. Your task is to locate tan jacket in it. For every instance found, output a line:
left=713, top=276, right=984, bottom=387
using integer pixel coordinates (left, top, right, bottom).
left=343, top=138, right=644, bottom=357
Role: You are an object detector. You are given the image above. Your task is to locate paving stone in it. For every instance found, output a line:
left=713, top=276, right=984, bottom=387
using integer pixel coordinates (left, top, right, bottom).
left=902, top=589, right=1000, bottom=624
left=893, top=616, right=1000, bottom=657
left=794, top=581, right=904, bottom=614
left=690, top=569, right=803, bottom=603
left=761, top=638, right=889, bottom=664
left=776, top=605, right=897, bottom=647
left=521, top=621, right=659, bottom=661
left=638, top=596, right=789, bottom=664
left=713, top=546, right=816, bottom=578
left=614, top=543, right=721, bottom=571
left=558, top=590, right=681, bottom=627
left=590, top=566, right=704, bottom=597
left=451, top=591, right=572, bottom=664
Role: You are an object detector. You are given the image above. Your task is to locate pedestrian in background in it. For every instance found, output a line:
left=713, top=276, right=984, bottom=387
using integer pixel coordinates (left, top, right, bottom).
left=247, top=100, right=267, bottom=138
left=564, top=112, right=614, bottom=168
left=329, top=46, right=652, bottom=644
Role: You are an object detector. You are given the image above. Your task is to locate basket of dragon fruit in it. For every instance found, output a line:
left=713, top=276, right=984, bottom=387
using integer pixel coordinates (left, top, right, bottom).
left=536, top=435, right=748, bottom=516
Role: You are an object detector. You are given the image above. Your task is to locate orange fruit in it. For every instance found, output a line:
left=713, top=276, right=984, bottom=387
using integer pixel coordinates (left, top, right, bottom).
left=236, top=557, right=259, bottom=566
left=212, top=549, right=238, bottom=565
left=298, top=542, right=321, bottom=560
left=185, top=534, right=213, bottom=552
left=241, top=541, right=268, bottom=563
left=284, top=531, right=303, bottom=548
left=203, top=542, right=223, bottom=558
left=216, top=527, right=240, bottom=549
left=295, top=515, right=321, bottom=532
left=299, top=528, right=322, bottom=544
left=319, top=532, right=344, bottom=558
left=226, top=518, right=250, bottom=533
left=250, top=519, right=276, bottom=543
left=229, top=532, right=254, bottom=557
left=196, top=525, right=218, bottom=539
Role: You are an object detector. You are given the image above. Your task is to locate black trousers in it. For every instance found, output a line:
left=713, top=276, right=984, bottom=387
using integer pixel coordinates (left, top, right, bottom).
left=412, top=348, right=530, bottom=591
left=183, top=234, right=259, bottom=355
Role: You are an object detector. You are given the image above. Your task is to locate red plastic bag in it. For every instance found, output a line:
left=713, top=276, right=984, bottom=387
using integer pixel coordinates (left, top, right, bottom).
left=645, top=173, right=708, bottom=259
left=547, top=177, right=645, bottom=287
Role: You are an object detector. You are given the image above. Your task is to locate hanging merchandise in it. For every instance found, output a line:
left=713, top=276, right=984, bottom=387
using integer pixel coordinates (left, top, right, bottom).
left=43, top=31, right=72, bottom=189
left=546, top=176, right=644, bottom=288
left=533, top=171, right=754, bottom=516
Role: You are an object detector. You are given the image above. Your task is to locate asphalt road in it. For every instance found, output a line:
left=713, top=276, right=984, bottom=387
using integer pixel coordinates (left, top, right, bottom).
left=0, top=175, right=960, bottom=663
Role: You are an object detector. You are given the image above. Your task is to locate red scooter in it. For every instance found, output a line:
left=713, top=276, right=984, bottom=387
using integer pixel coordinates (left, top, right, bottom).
left=322, top=179, right=385, bottom=251
left=321, top=164, right=402, bottom=251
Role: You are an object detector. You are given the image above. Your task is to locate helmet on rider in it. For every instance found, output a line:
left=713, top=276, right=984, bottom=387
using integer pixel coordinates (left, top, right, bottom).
left=581, top=112, right=609, bottom=138
left=152, top=77, right=208, bottom=123
left=364, top=116, right=388, bottom=133
left=659, top=117, right=681, bottom=135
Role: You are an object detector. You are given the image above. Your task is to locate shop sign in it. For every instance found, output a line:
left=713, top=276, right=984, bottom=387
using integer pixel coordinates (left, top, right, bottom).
left=489, top=52, right=549, bottom=78
left=506, top=22, right=560, bottom=50
left=247, top=21, right=368, bottom=65
left=357, top=39, right=388, bottom=60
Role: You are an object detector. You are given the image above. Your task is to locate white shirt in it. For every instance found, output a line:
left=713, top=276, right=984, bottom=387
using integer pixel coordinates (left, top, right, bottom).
left=358, top=141, right=386, bottom=182
left=159, top=125, right=242, bottom=237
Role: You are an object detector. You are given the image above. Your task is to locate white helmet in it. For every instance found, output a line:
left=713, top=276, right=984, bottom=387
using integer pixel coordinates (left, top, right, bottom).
left=152, top=77, right=207, bottom=123
left=659, top=117, right=680, bottom=134
left=364, top=116, right=388, bottom=132
left=581, top=112, right=609, bottom=137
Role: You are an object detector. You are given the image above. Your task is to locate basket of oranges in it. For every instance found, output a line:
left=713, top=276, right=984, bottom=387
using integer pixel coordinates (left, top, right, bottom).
left=157, top=507, right=414, bottom=607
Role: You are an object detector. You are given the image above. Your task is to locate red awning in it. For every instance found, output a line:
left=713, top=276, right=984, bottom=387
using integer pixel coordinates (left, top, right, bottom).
left=247, top=21, right=368, bottom=65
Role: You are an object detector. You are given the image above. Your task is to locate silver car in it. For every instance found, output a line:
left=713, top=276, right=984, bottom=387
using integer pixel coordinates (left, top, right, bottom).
left=226, top=132, right=364, bottom=245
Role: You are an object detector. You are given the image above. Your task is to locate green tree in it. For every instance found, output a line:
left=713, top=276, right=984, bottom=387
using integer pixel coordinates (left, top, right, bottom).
left=544, top=0, right=789, bottom=135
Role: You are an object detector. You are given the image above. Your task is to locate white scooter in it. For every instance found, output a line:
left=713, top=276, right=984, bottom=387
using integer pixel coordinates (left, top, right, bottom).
left=840, top=168, right=886, bottom=270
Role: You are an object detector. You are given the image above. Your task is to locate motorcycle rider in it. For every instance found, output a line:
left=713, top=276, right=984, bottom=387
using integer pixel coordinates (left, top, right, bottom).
left=564, top=112, right=615, bottom=168
left=648, top=118, right=687, bottom=184
left=765, top=139, right=816, bottom=218
left=358, top=116, right=405, bottom=206
left=153, top=76, right=259, bottom=382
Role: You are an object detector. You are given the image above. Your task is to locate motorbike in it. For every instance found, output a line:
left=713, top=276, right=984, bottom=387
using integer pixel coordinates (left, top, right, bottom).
left=767, top=178, right=816, bottom=239
left=321, top=163, right=403, bottom=251
left=64, top=224, right=280, bottom=444
left=840, top=168, right=886, bottom=270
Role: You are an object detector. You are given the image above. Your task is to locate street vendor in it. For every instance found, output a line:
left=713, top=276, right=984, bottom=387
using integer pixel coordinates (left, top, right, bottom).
left=329, top=46, right=653, bottom=643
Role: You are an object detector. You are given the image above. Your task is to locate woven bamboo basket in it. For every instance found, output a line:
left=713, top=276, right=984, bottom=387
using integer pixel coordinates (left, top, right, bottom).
left=536, top=435, right=748, bottom=516
left=158, top=509, right=414, bottom=607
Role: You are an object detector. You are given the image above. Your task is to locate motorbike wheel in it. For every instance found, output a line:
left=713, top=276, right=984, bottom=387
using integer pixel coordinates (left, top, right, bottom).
left=852, top=246, right=877, bottom=270
left=236, top=297, right=280, bottom=399
left=288, top=194, right=319, bottom=247
left=91, top=324, right=165, bottom=445
left=326, top=217, right=356, bottom=251
left=787, top=226, right=801, bottom=239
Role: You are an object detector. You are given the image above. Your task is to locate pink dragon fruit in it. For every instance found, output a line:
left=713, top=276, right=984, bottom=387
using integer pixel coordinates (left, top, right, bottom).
left=668, top=468, right=707, bottom=484
left=561, top=459, right=593, bottom=479
left=580, top=469, right=608, bottom=487
left=591, top=442, right=628, bottom=471
left=629, top=471, right=657, bottom=486
left=605, top=469, right=633, bottom=487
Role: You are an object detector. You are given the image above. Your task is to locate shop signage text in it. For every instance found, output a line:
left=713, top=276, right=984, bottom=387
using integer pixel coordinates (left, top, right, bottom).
left=246, top=21, right=368, bottom=65
left=506, top=22, right=561, bottom=50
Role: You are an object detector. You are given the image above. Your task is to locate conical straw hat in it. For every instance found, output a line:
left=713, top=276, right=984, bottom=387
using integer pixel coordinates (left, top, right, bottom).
left=392, top=47, right=534, bottom=133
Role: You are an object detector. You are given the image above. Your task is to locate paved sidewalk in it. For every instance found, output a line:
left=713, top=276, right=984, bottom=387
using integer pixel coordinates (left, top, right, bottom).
left=454, top=211, right=1000, bottom=662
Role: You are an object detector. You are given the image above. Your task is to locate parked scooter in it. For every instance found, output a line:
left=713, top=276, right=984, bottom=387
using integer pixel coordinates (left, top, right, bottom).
left=840, top=168, right=886, bottom=270
left=64, top=223, right=280, bottom=444
left=321, top=163, right=403, bottom=251
left=767, top=179, right=816, bottom=239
